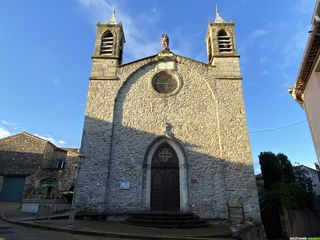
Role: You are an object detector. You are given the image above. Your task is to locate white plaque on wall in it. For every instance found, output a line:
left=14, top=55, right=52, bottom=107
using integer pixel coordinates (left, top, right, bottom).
left=120, top=180, right=130, bottom=190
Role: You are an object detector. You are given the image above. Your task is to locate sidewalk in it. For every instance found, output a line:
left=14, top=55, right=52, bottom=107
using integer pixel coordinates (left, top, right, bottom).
left=0, top=202, right=234, bottom=240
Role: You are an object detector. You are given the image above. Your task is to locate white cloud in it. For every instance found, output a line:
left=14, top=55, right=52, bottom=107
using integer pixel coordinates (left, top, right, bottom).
left=1, top=119, right=16, bottom=127
left=1, top=120, right=8, bottom=124
left=76, top=0, right=160, bottom=61
left=0, top=120, right=67, bottom=147
left=238, top=29, right=269, bottom=56
left=275, top=70, right=296, bottom=97
left=1, top=119, right=24, bottom=132
left=77, top=0, right=115, bottom=20
left=58, top=140, right=67, bottom=145
left=250, top=29, right=269, bottom=37
left=0, top=127, right=11, bottom=139
left=221, top=0, right=249, bottom=19
left=274, top=23, right=309, bottom=97
left=34, top=133, right=67, bottom=147
left=282, top=23, right=309, bottom=68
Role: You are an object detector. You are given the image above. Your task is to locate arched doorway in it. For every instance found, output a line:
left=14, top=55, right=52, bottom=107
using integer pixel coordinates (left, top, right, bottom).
left=150, top=142, right=180, bottom=212
left=40, top=178, right=58, bottom=199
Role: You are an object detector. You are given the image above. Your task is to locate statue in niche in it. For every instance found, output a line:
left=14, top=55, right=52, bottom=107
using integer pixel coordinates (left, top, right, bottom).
left=165, top=123, right=174, bottom=138
left=161, top=33, right=169, bottom=50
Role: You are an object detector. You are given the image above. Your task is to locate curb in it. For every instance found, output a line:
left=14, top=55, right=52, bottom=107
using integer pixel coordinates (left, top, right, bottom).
left=0, top=213, right=230, bottom=240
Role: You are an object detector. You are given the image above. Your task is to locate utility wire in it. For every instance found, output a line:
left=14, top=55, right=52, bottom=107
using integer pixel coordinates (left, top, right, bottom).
left=249, top=120, right=307, bottom=134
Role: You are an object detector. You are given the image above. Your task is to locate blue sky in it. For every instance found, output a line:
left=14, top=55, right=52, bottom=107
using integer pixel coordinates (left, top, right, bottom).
left=0, top=0, right=317, bottom=172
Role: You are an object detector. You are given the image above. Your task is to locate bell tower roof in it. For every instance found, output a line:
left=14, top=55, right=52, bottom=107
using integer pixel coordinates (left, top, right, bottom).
left=206, top=5, right=238, bottom=65
left=214, top=5, right=225, bottom=23
left=91, top=9, right=125, bottom=67
left=106, top=9, right=117, bottom=24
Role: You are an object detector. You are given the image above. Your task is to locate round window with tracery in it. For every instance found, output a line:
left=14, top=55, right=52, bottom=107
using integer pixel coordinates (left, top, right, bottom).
left=152, top=71, right=178, bottom=94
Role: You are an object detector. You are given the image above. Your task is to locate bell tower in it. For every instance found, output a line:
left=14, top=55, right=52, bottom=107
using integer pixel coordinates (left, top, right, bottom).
left=90, top=11, right=125, bottom=80
left=206, top=6, right=240, bottom=77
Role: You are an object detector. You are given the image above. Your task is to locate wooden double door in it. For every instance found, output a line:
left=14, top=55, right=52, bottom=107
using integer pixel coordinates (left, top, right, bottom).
left=150, top=142, right=180, bottom=212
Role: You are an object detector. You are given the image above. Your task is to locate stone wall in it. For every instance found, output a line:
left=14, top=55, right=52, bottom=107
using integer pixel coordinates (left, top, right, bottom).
left=29, top=148, right=79, bottom=193
left=0, top=133, right=79, bottom=199
left=283, top=208, right=320, bottom=237
left=106, top=56, right=223, bottom=217
left=76, top=51, right=261, bottom=222
left=0, top=133, right=46, bottom=175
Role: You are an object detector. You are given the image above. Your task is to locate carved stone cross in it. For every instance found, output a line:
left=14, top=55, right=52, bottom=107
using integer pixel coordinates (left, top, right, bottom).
left=158, top=148, right=172, bottom=162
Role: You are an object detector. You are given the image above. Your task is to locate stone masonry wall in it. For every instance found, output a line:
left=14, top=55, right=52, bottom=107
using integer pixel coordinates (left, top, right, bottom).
left=30, top=148, right=79, bottom=193
left=214, top=79, right=261, bottom=221
left=0, top=133, right=79, bottom=199
left=106, top=56, right=224, bottom=218
left=75, top=57, right=156, bottom=212
left=77, top=52, right=261, bottom=222
left=0, top=133, right=47, bottom=175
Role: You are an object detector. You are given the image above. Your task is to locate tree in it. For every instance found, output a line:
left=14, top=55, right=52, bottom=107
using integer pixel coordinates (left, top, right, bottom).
left=278, top=153, right=295, bottom=184
left=258, top=151, right=315, bottom=210
left=259, top=152, right=281, bottom=190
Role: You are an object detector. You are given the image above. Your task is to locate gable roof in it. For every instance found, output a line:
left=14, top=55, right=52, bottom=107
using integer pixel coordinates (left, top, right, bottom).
left=0, top=132, right=45, bottom=143
left=118, top=51, right=213, bottom=69
left=0, top=132, right=67, bottom=152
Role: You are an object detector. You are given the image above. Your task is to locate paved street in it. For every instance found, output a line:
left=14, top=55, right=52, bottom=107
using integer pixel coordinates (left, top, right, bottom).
left=0, top=219, right=133, bottom=240
left=0, top=202, right=232, bottom=240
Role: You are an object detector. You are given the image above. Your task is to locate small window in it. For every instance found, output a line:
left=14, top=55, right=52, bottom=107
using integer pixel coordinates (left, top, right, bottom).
left=218, top=29, right=232, bottom=53
left=101, top=31, right=114, bottom=55
left=56, top=160, right=65, bottom=169
left=152, top=71, right=178, bottom=94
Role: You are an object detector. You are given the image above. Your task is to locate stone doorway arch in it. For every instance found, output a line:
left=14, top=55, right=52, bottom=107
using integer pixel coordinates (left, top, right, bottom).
left=150, top=141, right=180, bottom=211
left=144, top=137, right=188, bottom=212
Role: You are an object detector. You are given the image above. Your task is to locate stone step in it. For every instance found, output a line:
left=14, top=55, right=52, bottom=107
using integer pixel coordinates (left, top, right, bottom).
left=126, top=212, right=210, bottom=228
left=131, top=212, right=195, bottom=217
left=127, top=216, right=197, bottom=221
left=127, top=218, right=207, bottom=224
left=129, top=214, right=200, bottom=220
left=128, top=221, right=210, bottom=228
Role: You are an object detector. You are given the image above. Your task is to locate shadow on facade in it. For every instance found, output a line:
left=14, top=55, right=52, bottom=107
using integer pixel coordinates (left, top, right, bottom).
left=77, top=115, right=261, bottom=223
left=0, top=150, right=78, bottom=201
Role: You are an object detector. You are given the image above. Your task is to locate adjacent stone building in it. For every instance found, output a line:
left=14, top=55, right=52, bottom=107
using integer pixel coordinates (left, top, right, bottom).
left=0, top=132, right=79, bottom=201
left=75, top=9, right=261, bottom=223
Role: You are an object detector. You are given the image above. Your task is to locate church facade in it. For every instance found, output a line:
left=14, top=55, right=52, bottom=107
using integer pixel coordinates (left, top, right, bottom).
left=75, top=10, right=261, bottom=222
